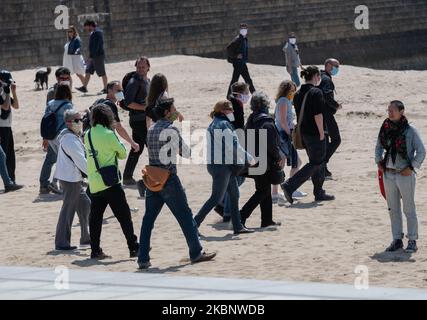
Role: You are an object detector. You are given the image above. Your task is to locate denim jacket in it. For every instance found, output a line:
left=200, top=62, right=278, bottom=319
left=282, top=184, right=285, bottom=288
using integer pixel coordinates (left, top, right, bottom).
left=207, top=114, right=253, bottom=165
left=375, top=124, right=426, bottom=171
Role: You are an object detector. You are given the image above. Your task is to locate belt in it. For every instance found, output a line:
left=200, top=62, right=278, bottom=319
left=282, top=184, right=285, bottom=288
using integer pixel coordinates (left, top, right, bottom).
left=385, top=168, right=400, bottom=173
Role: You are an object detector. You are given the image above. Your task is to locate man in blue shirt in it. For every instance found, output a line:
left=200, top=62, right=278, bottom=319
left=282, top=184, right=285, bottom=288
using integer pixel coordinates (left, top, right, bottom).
left=76, top=20, right=109, bottom=95
left=226, top=23, right=256, bottom=98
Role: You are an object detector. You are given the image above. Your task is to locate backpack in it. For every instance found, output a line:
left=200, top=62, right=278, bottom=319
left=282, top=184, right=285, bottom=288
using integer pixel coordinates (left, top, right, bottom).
left=118, top=71, right=137, bottom=111
left=40, top=101, right=68, bottom=140
left=82, top=98, right=112, bottom=133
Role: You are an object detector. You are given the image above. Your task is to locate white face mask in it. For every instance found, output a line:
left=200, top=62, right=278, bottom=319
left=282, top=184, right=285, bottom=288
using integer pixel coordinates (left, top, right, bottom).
left=240, top=94, right=251, bottom=105
left=114, top=91, right=125, bottom=101
left=240, top=29, right=248, bottom=37
left=226, top=113, right=235, bottom=122
left=60, top=81, right=71, bottom=87
left=71, top=121, right=83, bottom=135
left=289, top=38, right=297, bottom=45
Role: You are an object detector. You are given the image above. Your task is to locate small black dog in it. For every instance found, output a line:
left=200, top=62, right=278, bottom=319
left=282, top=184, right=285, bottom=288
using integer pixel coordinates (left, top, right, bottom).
left=34, top=67, right=52, bottom=90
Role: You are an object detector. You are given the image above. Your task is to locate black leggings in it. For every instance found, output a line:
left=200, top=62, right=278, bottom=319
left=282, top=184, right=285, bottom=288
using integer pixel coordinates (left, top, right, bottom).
left=89, top=184, right=138, bottom=253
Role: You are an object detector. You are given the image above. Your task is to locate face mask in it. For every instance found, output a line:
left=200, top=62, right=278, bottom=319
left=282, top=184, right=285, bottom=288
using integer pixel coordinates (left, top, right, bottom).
left=114, top=91, right=125, bottom=101
left=289, top=38, right=297, bottom=45
left=240, top=29, right=248, bottom=37
left=168, top=111, right=180, bottom=122
left=239, top=94, right=251, bottom=104
left=71, top=121, right=83, bottom=135
left=60, top=81, right=71, bottom=87
left=226, top=113, right=235, bottom=122
left=331, top=66, right=339, bottom=76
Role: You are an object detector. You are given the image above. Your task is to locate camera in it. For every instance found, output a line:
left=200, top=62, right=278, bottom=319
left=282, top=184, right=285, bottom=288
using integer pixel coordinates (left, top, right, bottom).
left=0, top=70, right=15, bottom=91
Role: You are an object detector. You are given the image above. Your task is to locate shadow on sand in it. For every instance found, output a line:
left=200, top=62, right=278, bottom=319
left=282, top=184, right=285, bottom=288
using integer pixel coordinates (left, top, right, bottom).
left=370, top=250, right=416, bottom=263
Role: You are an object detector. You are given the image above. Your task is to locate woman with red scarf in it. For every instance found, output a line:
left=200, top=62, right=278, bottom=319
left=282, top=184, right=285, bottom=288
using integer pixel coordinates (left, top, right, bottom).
left=375, top=101, right=425, bottom=253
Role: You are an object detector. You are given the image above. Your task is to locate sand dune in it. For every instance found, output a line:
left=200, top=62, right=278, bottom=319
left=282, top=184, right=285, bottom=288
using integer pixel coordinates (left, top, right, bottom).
left=1, top=56, right=426, bottom=288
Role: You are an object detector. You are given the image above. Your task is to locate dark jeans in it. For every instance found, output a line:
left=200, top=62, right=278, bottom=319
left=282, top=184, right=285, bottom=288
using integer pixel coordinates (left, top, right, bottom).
left=227, top=60, right=256, bottom=97
left=223, top=176, right=245, bottom=218
left=39, top=145, right=57, bottom=187
left=123, top=119, right=147, bottom=180
left=89, top=184, right=138, bottom=253
left=0, top=127, right=15, bottom=182
left=325, top=112, right=341, bottom=164
left=240, top=175, right=273, bottom=226
left=283, top=135, right=326, bottom=197
left=194, top=165, right=244, bottom=233
left=138, top=174, right=202, bottom=263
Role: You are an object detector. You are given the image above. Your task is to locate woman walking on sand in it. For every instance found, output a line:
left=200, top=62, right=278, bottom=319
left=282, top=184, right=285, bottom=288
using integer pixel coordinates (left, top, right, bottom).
left=63, top=26, right=86, bottom=87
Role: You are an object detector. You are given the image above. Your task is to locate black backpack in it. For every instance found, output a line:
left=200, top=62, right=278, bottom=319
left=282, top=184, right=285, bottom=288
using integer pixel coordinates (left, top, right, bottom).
left=40, top=101, right=68, bottom=140
left=82, top=98, right=113, bottom=133
left=118, top=71, right=137, bottom=111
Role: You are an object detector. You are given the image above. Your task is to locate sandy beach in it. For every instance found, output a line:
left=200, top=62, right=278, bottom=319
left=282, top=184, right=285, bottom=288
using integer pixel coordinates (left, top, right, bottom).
left=1, top=55, right=426, bottom=289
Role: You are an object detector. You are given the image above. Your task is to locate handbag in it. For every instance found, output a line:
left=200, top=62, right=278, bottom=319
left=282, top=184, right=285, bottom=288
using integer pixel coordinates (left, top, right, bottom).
left=88, top=130, right=120, bottom=187
left=292, top=89, right=313, bottom=150
left=142, top=166, right=171, bottom=192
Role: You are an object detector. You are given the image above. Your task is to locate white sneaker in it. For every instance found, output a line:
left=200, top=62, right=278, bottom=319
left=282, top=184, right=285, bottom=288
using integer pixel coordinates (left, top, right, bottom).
left=277, top=193, right=287, bottom=207
left=292, top=190, right=307, bottom=198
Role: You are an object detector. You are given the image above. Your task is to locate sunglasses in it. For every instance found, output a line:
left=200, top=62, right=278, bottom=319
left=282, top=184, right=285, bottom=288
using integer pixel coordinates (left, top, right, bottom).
left=69, top=119, right=83, bottom=124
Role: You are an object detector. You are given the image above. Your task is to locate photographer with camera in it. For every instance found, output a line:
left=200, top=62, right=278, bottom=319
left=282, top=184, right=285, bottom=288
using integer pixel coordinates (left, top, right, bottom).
left=0, top=70, right=22, bottom=188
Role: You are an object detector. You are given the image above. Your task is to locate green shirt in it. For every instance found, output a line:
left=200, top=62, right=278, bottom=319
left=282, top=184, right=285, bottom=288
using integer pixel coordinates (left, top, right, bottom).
left=85, top=124, right=127, bottom=193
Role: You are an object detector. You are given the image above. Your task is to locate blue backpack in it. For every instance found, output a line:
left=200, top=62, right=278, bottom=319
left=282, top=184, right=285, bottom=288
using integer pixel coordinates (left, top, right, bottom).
left=40, top=101, right=68, bottom=140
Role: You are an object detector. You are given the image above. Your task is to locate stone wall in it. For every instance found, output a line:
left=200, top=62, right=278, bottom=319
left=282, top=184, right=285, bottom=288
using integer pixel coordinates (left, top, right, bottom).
left=1, top=0, right=427, bottom=71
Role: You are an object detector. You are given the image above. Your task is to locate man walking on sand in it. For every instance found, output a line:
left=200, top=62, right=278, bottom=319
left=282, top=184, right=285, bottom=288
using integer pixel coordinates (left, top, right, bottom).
left=76, top=20, right=108, bottom=95
left=226, top=23, right=256, bottom=98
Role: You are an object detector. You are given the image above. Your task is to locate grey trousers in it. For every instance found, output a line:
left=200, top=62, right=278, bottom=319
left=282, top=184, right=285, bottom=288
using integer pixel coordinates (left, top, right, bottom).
left=55, top=181, right=91, bottom=247
left=384, top=171, right=419, bottom=241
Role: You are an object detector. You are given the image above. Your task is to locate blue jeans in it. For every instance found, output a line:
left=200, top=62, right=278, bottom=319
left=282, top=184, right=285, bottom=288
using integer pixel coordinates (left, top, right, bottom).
left=39, top=145, right=57, bottom=187
left=289, top=66, right=301, bottom=87
left=0, top=145, right=13, bottom=187
left=223, top=176, right=245, bottom=218
left=138, top=174, right=203, bottom=263
left=194, top=164, right=243, bottom=233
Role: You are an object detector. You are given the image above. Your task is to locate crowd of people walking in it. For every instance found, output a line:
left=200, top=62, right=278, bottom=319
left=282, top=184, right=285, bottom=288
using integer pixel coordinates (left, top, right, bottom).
left=0, top=21, right=425, bottom=269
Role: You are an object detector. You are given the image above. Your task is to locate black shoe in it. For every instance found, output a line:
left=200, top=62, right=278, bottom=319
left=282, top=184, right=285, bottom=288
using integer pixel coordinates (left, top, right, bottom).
left=223, top=216, right=231, bottom=223
left=91, top=248, right=109, bottom=260
left=315, top=193, right=335, bottom=202
left=405, top=240, right=418, bottom=253
left=123, top=178, right=137, bottom=186
left=234, top=227, right=255, bottom=235
left=39, top=186, right=50, bottom=194
left=281, top=184, right=294, bottom=205
left=385, top=239, right=404, bottom=252
left=261, top=221, right=282, bottom=228
left=214, top=205, right=224, bottom=217
left=138, top=261, right=152, bottom=269
left=191, top=251, right=217, bottom=264
left=129, top=243, right=140, bottom=258
left=98, top=89, right=107, bottom=95
left=5, top=183, right=24, bottom=193
left=76, top=86, right=88, bottom=93
left=55, top=245, right=77, bottom=251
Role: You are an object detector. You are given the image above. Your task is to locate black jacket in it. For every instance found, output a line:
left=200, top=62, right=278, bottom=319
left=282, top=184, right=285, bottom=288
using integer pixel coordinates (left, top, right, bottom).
left=228, top=95, right=245, bottom=130
left=244, top=111, right=282, bottom=177
left=318, top=70, right=339, bottom=115
left=226, top=35, right=247, bottom=63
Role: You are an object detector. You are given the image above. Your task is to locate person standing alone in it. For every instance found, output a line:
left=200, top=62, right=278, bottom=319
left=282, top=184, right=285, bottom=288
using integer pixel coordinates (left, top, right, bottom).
left=226, top=23, right=256, bottom=97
